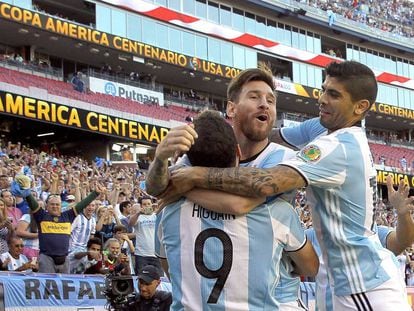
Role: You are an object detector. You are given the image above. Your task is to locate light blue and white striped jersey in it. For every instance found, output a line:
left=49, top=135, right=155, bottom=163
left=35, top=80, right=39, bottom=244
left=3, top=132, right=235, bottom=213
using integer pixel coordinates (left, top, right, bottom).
left=377, top=225, right=393, bottom=248
left=70, top=214, right=96, bottom=252
left=240, top=142, right=303, bottom=304
left=155, top=197, right=306, bottom=311
left=280, top=117, right=327, bottom=149
left=283, top=126, right=394, bottom=296
left=306, top=225, right=394, bottom=311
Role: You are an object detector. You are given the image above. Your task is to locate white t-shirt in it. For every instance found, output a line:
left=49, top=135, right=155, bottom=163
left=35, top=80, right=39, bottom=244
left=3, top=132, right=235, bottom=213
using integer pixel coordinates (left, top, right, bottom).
left=0, top=252, right=30, bottom=272
left=133, top=213, right=156, bottom=257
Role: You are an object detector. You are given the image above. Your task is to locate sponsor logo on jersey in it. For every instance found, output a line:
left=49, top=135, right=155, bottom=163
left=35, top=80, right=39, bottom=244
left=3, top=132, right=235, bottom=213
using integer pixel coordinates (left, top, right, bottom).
left=298, top=145, right=321, bottom=162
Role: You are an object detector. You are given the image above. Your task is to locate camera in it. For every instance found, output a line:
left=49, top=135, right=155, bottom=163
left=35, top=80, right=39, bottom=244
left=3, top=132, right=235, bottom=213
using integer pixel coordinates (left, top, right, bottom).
left=104, top=272, right=136, bottom=310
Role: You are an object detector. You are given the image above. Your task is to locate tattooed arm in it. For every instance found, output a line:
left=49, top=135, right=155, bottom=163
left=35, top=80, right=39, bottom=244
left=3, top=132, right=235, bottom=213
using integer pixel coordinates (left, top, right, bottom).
left=168, top=165, right=306, bottom=205
left=146, top=124, right=197, bottom=197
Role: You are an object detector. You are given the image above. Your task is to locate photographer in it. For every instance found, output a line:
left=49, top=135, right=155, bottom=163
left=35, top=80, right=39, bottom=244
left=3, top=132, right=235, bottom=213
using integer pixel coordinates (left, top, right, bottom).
left=129, top=265, right=172, bottom=311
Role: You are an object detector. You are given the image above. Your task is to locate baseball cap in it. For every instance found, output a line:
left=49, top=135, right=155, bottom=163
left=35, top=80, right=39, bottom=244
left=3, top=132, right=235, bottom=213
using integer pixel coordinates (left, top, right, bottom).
left=138, top=265, right=160, bottom=283
left=66, top=195, right=75, bottom=202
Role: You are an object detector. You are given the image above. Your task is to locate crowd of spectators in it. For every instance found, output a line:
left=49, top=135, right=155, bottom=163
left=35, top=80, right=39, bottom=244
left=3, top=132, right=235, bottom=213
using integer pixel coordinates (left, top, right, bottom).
left=305, top=0, right=414, bottom=38
left=0, top=139, right=162, bottom=277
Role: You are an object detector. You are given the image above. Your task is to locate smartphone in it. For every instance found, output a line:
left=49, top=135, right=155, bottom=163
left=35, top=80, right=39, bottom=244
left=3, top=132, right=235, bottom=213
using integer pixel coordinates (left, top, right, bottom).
left=121, top=248, right=128, bottom=255
left=31, top=257, right=37, bottom=265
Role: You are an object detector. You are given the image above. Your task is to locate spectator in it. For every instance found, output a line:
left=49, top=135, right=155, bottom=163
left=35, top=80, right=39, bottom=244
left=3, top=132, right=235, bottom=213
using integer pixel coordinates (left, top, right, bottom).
left=113, top=224, right=135, bottom=274
left=0, top=198, right=13, bottom=254
left=69, top=199, right=97, bottom=253
left=0, top=236, right=38, bottom=272
left=327, top=5, right=337, bottom=26
left=70, top=237, right=102, bottom=274
left=15, top=211, right=39, bottom=260
left=24, top=184, right=104, bottom=273
left=70, top=72, right=84, bottom=93
left=86, top=238, right=130, bottom=275
left=119, top=201, right=135, bottom=241
left=400, top=156, right=407, bottom=172
left=95, top=205, right=120, bottom=243
left=1, top=190, right=22, bottom=229
left=129, top=196, right=161, bottom=276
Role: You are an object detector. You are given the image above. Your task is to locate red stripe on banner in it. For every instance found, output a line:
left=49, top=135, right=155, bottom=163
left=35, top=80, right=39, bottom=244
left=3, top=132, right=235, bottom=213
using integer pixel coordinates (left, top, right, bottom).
left=376, top=72, right=411, bottom=84
left=144, top=7, right=199, bottom=24
left=232, top=34, right=278, bottom=48
left=308, top=55, right=339, bottom=67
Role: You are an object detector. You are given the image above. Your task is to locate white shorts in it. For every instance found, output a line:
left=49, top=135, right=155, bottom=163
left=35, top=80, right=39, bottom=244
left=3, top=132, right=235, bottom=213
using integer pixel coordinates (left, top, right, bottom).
left=333, top=261, right=410, bottom=311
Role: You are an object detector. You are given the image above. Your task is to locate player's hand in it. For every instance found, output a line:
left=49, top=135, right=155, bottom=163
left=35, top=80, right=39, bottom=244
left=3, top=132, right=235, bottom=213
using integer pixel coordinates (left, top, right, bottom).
left=387, top=175, right=414, bottom=216
left=158, top=167, right=196, bottom=203
left=155, top=125, right=197, bottom=161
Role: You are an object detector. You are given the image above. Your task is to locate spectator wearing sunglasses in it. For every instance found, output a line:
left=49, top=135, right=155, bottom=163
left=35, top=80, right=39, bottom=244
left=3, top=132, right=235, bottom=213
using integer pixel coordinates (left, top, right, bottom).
left=0, top=236, right=38, bottom=272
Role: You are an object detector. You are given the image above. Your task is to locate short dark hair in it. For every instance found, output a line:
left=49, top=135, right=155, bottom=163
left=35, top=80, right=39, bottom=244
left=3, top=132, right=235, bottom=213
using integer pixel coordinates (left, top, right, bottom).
left=139, top=196, right=153, bottom=204
left=113, top=224, right=127, bottom=234
left=87, top=237, right=102, bottom=249
left=325, top=61, right=377, bottom=109
left=187, top=110, right=237, bottom=168
left=119, top=201, right=131, bottom=213
left=227, top=67, right=275, bottom=102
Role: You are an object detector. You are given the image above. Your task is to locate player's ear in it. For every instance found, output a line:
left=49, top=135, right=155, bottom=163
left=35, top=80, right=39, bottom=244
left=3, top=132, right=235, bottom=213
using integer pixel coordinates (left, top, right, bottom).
left=354, top=99, right=370, bottom=116
left=226, top=100, right=236, bottom=118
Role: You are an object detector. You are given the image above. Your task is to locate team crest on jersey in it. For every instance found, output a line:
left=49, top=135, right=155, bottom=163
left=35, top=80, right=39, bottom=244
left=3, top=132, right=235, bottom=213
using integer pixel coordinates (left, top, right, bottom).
left=53, top=217, right=59, bottom=222
left=299, top=145, right=321, bottom=162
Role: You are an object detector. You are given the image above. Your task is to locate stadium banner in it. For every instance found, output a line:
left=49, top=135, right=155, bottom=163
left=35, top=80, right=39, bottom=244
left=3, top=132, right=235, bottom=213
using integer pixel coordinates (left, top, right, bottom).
left=377, top=169, right=414, bottom=189
left=310, top=87, right=414, bottom=120
left=89, top=77, right=165, bottom=106
left=0, top=2, right=240, bottom=79
left=97, top=0, right=414, bottom=92
left=0, top=272, right=171, bottom=311
left=0, top=91, right=169, bottom=144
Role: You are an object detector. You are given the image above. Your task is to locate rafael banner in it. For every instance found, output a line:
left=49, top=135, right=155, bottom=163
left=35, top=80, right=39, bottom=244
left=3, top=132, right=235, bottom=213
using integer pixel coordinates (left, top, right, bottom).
left=0, top=272, right=171, bottom=311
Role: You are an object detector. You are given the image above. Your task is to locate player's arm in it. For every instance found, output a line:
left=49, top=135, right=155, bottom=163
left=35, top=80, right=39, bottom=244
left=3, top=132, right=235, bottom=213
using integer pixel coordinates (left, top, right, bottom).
left=185, top=189, right=265, bottom=216
left=160, top=258, right=170, bottom=279
left=164, top=165, right=306, bottom=212
left=385, top=175, right=414, bottom=255
left=146, top=125, right=197, bottom=197
left=288, top=239, right=319, bottom=277
left=270, top=117, right=326, bottom=150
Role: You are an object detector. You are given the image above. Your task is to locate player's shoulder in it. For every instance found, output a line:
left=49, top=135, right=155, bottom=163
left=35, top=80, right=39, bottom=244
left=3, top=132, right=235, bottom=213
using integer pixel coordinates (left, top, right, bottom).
left=265, top=198, right=298, bottom=219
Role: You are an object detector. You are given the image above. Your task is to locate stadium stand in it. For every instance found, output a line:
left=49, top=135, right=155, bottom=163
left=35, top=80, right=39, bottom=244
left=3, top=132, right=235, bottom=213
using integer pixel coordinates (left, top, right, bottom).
left=0, top=65, right=197, bottom=122
left=305, top=0, right=414, bottom=38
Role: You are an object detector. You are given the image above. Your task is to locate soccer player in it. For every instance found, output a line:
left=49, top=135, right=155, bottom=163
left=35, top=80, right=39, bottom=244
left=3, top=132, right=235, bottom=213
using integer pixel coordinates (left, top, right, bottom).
left=155, top=111, right=318, bottom=310
left=148, top=67, right=316, bottom=309
left=165, top=61, right=410, bottom=310
left=306, top=175, right=414, bottom=311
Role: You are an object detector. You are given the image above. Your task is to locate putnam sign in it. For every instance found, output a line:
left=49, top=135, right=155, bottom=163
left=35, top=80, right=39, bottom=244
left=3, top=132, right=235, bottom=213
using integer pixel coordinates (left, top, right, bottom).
left=0, top=91, right=169, bottom=144
left=0, top=2, right=241, bottom=79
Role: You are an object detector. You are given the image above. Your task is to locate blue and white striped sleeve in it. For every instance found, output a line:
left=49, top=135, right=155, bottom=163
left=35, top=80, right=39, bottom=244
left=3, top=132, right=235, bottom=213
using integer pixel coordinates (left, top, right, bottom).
left=154, top=211, right=166, bottom=259
left=280, top=117, right=327, bottom=149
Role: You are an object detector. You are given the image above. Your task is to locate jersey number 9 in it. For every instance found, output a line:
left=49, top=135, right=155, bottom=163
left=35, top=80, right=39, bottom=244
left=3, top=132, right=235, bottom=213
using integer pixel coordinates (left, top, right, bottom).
left=194, top=228, right=233, bottom=304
